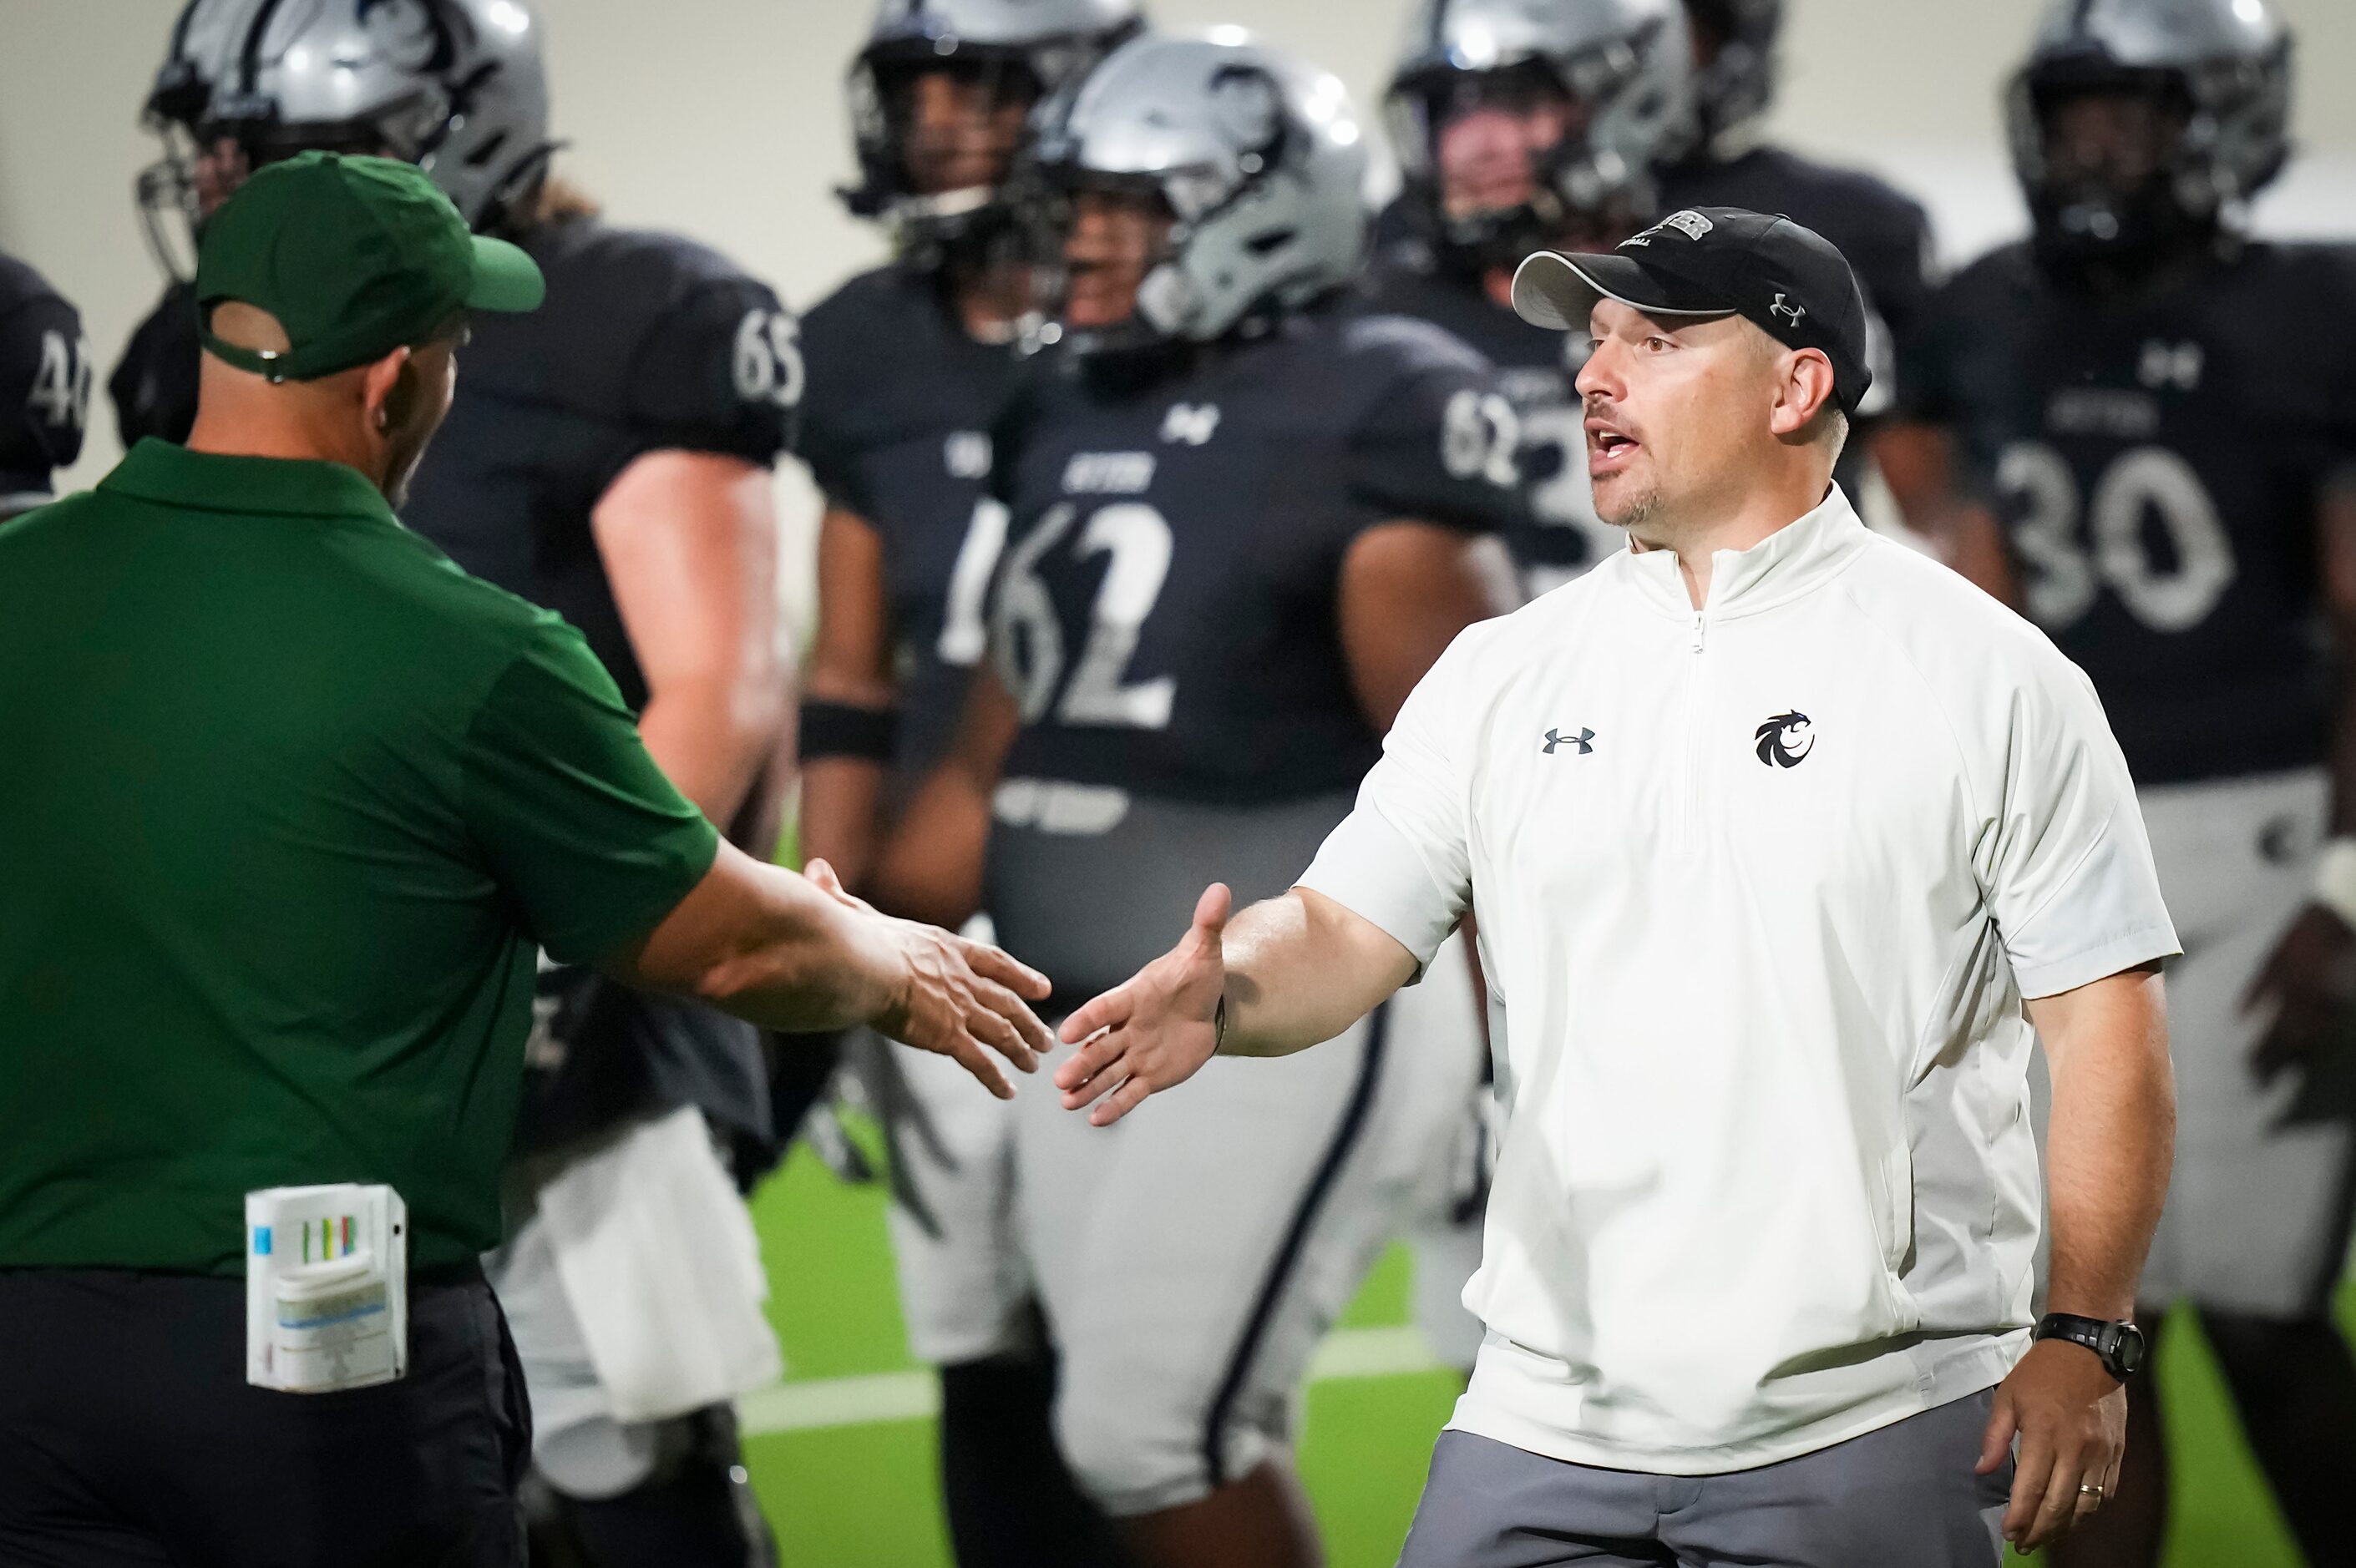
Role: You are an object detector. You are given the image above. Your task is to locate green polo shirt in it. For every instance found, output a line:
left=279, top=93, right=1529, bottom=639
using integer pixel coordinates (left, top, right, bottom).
left=0, top=440, right=718, bottom=1276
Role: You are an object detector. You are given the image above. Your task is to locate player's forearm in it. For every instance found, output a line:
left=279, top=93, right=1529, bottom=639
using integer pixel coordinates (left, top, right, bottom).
left=868, top=673, right=1017, bottom=928
left=637, top=677, right=789, bottom=828
left=1218, top=888, right=1418, bottom=1058
left=868, top=766, right=990, bottom=929
left=2032, top=968, right=2175, bottom=1320
left=798, top=630, right=900, bottom=887
left=798, top=756, right=889, bottom=889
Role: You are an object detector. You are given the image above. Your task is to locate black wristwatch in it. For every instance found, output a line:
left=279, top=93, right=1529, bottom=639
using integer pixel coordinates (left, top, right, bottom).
left=2033, top=1313, right=2147, bottom=1381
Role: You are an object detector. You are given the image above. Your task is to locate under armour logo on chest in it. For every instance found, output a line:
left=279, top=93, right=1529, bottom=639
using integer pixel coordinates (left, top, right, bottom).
left=1160, top=402, right=1221, bottom=446
left=2137, top=339, right=2203, bottom=391
left=1543, top=727, right=1595, bottom=756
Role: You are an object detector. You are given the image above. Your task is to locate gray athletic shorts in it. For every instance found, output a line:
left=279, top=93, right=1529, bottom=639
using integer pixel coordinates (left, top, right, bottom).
left=1396, top=1390, right=2010, bottom=1568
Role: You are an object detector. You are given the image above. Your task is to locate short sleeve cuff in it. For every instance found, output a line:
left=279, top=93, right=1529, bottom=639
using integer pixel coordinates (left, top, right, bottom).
left=1296, top=806, right=1464, bottom=975
left=538, top=815, right=721, bottom=966
left=2009, top=922, right=2181, bottom=1001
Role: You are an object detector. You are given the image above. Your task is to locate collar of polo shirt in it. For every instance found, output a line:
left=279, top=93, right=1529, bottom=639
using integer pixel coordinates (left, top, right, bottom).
left=1619, top=487, right=1860, bottom=620
left=100, top=438, right=400, bottom=527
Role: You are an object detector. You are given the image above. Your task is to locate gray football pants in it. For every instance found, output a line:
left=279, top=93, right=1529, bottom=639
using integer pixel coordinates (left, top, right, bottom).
left=1396, top=1389, right=2011, bottom=1568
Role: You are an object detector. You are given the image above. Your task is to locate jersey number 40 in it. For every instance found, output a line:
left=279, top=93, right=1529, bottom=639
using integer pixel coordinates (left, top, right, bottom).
left=28, top=329, right=92, bottom=437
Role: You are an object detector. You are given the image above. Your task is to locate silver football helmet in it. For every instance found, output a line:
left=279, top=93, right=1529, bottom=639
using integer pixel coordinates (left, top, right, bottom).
left=1025, top=30, right=1371, bottom=348
left=136, top=0, right=259, bottom=277
left=2008, top=0, right=2292, bottom=274
left=1386, top=0, right=1697, bottom=269
left=843, top=0, right=1145, bottom=255
left=141, top=0, right=552, bottom=245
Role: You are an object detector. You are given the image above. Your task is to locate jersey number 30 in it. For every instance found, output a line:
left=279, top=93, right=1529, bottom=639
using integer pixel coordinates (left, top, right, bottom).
left=1999, top=442, right=2236, bottom=634
left=992, top=501, right=1177, bottom=731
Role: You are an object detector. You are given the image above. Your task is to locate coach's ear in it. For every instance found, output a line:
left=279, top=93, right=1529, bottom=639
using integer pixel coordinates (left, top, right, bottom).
left=1768, top=345, right=1839, bottom=441
left=358, top=345, right=416, bottom=435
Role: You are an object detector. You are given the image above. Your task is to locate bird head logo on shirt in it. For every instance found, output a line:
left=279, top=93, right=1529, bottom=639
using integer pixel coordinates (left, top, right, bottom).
left=1754, top=711, right=1814, bottom=767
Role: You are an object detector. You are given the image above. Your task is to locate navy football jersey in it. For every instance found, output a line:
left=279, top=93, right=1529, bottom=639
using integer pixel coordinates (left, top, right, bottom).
left=400, top=215, right=794, bottom=1152
left=798, top=263, right=1026, bottom=783
left=109, top=281, right=201, bottom=450
left=985, top=303, right=1525, bottom=808
left=1906, top=241, right=2356, bottom=786
left=403, top=215, right=796, bottom=711
left=1658, top=145, right=1938, bottom=405
left=1364, top=242, right=1618, bottom=598
left=0, top=254, right=91, bottom=518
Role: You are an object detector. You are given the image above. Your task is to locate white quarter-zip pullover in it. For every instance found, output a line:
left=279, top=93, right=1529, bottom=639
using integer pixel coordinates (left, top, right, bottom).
left=1300, top=488, right=2177, bottom=1474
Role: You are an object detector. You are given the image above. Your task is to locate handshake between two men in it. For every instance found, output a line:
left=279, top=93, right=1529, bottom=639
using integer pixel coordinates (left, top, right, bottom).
left=790, top=864, right=1324, bottom=1115
left=791, top=863, right=1395, bottom=1128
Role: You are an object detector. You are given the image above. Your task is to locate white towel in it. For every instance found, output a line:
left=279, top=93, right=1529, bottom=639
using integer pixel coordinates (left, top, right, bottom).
left=534, top=1106, right=782, bottom=1424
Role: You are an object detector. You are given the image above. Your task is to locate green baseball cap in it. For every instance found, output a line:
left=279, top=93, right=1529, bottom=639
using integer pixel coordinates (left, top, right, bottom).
left=195, top=150, right=545, bottom=383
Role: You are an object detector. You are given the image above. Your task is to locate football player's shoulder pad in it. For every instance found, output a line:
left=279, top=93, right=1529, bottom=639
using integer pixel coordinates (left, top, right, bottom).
left=1331, top=307, right=1490, bottom=385
left=2242, top=238, right=2356, bottom=311
left=2239, top=240, right=2356, bottom=423
left=528, top=220, right=797, bottom=464
left=1749, top=146, right=1930, bottom=235
left=1926, top=240, right=2041, bottom=321
left=1324, top=308, right=1524, bottom=537
left=800, top=263, right=927, bottom=379
left=1896, top=240, right=2040, bottom=417
left=796, top=262, right=941, bottom=465
left=109, top=281, right=203, bottom=450
left=0, top=250, right=89, bottom=481
left=1360, top=233, right=1444, bottom=292
left=0, top=252, right=73, bottom=321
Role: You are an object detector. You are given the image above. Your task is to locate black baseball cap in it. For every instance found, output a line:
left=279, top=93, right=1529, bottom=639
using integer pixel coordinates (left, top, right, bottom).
left=195, top=152, right=544, bottom=384
left=1511, top=207, right=1875, bottom=414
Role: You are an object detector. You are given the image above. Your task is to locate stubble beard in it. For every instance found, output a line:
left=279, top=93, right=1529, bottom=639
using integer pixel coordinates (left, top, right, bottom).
left=1596, top=480, right=1662, bottom=534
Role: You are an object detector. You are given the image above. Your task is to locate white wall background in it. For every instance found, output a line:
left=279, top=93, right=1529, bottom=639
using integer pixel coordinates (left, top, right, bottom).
left=4, top=0, right=2353, bottom=508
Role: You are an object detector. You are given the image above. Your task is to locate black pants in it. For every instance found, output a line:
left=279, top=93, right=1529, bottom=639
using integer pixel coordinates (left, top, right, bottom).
left=0, top=1267, right=530, bottom=1567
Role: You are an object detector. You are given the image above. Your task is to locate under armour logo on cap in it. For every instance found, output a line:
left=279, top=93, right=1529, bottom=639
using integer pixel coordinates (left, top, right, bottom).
left=1771, top=292, right=1805, bottom=324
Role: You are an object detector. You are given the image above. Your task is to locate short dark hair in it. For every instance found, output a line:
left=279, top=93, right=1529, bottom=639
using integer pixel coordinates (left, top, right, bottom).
left=1806, top=402, right=1850, bottom=463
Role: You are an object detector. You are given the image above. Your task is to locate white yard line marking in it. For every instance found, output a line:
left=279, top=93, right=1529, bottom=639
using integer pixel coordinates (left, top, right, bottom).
left=740, top=1369, right=940, bottom=1434
left=738, top=1324, right=1450, bottom=1437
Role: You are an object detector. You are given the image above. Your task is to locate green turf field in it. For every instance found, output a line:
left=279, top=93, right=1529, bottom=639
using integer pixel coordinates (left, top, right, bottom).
left=741, top=1137, right=2353, bottom=1567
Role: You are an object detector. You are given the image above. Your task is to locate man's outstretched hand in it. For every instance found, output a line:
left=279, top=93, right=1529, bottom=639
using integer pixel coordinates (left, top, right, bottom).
left=1054, top=883, right=1233, bottom=1126
left=807, top=857, right=1053, bottom=1100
